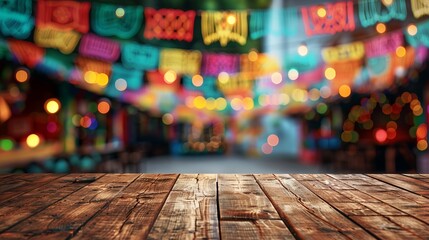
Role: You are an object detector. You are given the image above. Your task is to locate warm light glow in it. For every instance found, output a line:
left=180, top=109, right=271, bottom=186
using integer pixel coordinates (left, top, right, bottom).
left=280, top=93, right=290, bottom=105
left=97, top=73, right=109, bottom=87
left=26, top=134, right=40, bottom=148
left=395, top=46, right=406, bottom=57
left=341, top=131, right=352, bottom=142
left=288, top=69, right=299, bottom=81
left=261, top=143, right=273, bottom=154
left=164, top=70, right=177, bottom=84
left=375, top=129, right=387, bottom=143
left=248, top=50, right=258, bottom=62
left=267, top=134, right=279, bottom=147
left=230, top=98, right=242, bottom=111
left=417, top=140, right=428, bottom=151
left=84, top=71, right=97, bottom=84
left=242, top=97, right=254, bottom=110
left=162, top=113, right=174, bottom=125
left=381, top=0, right=393, bottom=6
left=226, top=14, right=236, bottom=25
left=193, top=96, right=206, bottom=109
left=80, top=116, right=92, bottom=128
left=338, top=85, right=351, bottom=98
left=271, top=72, right=282, bottom=84
left=97, top=100, right=110, bottom=114
left=215, top=98, right=227, bottom=111
left=407, top=24, right=418, bottom=36
left=309, top=88, right=320, bottom=101
left=320, top=86, right=331, bottom=99
left=387, top=121, right=398, bottom=130
left=192, top=74, right=204, bottom=87
left=324, top=67, right=336, bottom=80
left=116, top=7, right=125, bottom=18
left=297, top=43, right=308, bottom=56
left=15, top=69, right=29, bottom=83
left=317, top=7, right=327, bottom=18
left=218, top=72, right=230, bottom=84
left=206, top=98, right=216, bottom=110
left=417, top=124, right=427, bottom=139
left=376, top=23, right=386, bottom=34
left=44, top=98, right=61, bottom=114
left=115, top=78, right=127, bottom=91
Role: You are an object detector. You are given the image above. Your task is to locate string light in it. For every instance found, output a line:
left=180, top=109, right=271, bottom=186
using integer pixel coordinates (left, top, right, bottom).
left=218, top=72, right=230, bottom=84
left=407, top=24, right=418, bottom=36
left=376, top=23, right=386, bottom=33
left=97, top=99, right=111, bottom=114
left=162, top=113, right=174, bottom=125
left=271, top=72, right=282, bottom=84
left=115, top=8, right=125, bottom=18
left=164, top=70, right=177, bottom=84
left=192, top=74, right=204, bottom=87
left=338, top=85, right=351, bottom=98
left=44, top=98, right=61, bottom=114
left=325, top=67, right=336, bottom=80
left=395, top=46, right=406, bottom=57
left=297, top=43, right=308, bottom=56
left=288, top=69, right=299, bottom=81
left=26, top=134, right=41, bottom=148
left=248, top=50, right=258, bottom=62
left=15, top=69, right=29, bottom=83
left=317, top=7, right=327, bottom=18
left=115, top=78, right=127, bottom=91
left=226, top=14, right=237, bottom=25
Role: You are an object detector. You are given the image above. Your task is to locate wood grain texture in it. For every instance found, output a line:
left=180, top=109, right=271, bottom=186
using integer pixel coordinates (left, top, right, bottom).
left=257, top=174, right=374, bottom=240
left=73, top=174, right=178, bottom=240
left=147, top=174, right=219, bottom=240
left=1, top=174, right=135, bottom=238
left=221, top=220, right=294, bottom=240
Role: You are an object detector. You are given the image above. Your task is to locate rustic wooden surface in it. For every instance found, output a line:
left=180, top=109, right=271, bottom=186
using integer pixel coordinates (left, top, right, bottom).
left=0, top=174, right=428, bottom=239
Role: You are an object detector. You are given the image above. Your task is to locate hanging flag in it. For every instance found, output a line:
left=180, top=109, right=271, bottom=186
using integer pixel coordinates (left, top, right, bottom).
left=201, top=11, right=248, bottom=46
left=201, top=53, right=240, bottom=76
left=249, top=8, right=299, bottom=39
left=366, top=55, right=394, bottom=90
left=284, top=51, right=319, bottom=73
left=146, top=70, right=180, bottom=90
left=34, top=27, right=81, bottom=54
left=411, top=0, right=429, bottom=18
left=301, top=1, right=355, bottom=36
left=111, top=64, right=143, bottom=91
left=217, top=73, right=254, bottom=96
left=36, top=0, right=90, bottom=33
left=0, top=0, right=34, bottom=39
left=328, top=59, right=363, bottom=93
left=8, top=40, right=45, bottom=67
left=359, top=0, right=407, bottom=27
left=364, top=31, right=403, bottom=58
left=75, top=56, right=111, bottom=77
left=121, top=42, right=159, bottom=70
left=79, top=33, right=120, bottom=62
left=241, top=53, right=280, bottom=77
left=144, top=8, right=196, bottom=42
left=405, top=20, right=429, bottom=47
left=92, top=3, right=143, bottom=39
left=183, top=75, right=221, bottom=98
left=159, top=48, right=201, bottom=75
left=322, top=42, right=365, bottom=63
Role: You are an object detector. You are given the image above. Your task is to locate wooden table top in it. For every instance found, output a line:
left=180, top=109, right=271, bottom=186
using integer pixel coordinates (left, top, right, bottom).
left=0, top=174, right=429, bottom=239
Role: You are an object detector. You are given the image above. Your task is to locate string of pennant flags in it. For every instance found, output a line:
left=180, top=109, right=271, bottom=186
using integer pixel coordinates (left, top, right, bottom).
left=1, top=0, right=429, bottom=120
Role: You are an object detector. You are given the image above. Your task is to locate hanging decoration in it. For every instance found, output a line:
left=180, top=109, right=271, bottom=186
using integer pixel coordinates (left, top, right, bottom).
left=411, top=0, right=429, bottom=18
left=34, top=27, right=80, bottom=54
left=144, top=8, right=196, bottom=42
left=328, top=59, right=363, bottom=93
left=8, top=40, right=45, bottom=68
left=284, top=51, right=319, bottom=73
left=366, top=55, right=394, bottom=90
left=36, top=0, right=90, bottom=33
left=75, top=56, right=111, bottom=78
left=392, top=46, right=415, bottom=73
left=183, top=75, right=221, bottom=98
left=301, top=1, right=355, bottom=36
left=364, top=31, right=403, bottom=58
left=250, top=8, right=299, bottom=39
left=201, top=53, right=240, bottom=76
left=92, top=3, right=143, bottom=39
left=240, top=53, right=280, bottom=78
left=406, top=20, right=429, bottom=47
left=159, top=48, right=201, bottom=75
left=0, top=0, right=34, bottom=39
left=322, top=41, right=365, bottom=63
left=121, top=42, right=159, bottom=70
left=296, top=66, right=325, bottom=87
left=217, top=73, right=254, bottom=96
left=201, top=11, right=248, bottom=46
left=146, top=70, right=180, bottom=90
left=79, top=34, right=120, bottom=62
left=110, top=64, right=143, bottom=91
left=359, top=0, right=407, bottom=27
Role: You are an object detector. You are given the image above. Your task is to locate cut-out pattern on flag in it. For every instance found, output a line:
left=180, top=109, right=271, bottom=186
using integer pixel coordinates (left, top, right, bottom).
left=322, top=42, right=365, bottom=63
left=366, top=55, right=394, bottom=90
left=250, top=8, right=299, bottom=39
left=405, top=20, right=429, bottom=47
left=75, top=56, right=112, bottom=76
left=183, top=76, right=220, bottom=98
left=159, top=48, right=201, bottom=75
left=0, top=0, right=34, bottom=39
left=241, top=53, right=280, bottom=78
left=328, top=59, right=363, bottom=93
left=121, top=42, right=159, bottom=70
left=92, top=3, right=143, bottom=39
left=79, top=34, right=120, bottom=62
left=111, top=64, right=143, bottom=90
left=411, top=0, right=429, bottom=18
left=217, top=73, right=254, bottom=96
left=201, top=11, right=248, bottom=46
left=146, top=70, right=180, bottom=90
left=201, top=53, right=240, bottom=76
left=8, top=39, right=45, bottom=67
left=144, top=8, right=196, bottom=42
left=364, top=31, right=403, bottom=58
left=36, top=0, right=90, bottom=33
left=301, top=1, right=355, bottom=36
left=359, top=0, right=407, bottom=27
left=34, top=27, right=80, bottom=54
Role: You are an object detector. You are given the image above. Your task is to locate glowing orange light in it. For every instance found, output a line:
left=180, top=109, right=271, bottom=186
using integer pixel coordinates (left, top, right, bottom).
left=97, top=100, right=110, bottom=114
left=395, top=46, right=406, bottom=58
left=375, top=129, right=387, bottom=143
left=376, top=23, right=386, bottom=34
left=407, top=24, right=418, bottom=36
left=317, top=7, right=327, bottom=18
left=248, top=50, right=258, bottom=62
left=44, top=98, right=61, bottom=114
left=192, top=74, right=204, bottom=87
left=267, top=134, right=279, bottom=147
left=15, top=69, right=29, bottom=83
left=26, top=134, right=41, bottom=148
left=417, top=140, right=428, bottom=151
left=80, top=116, right=92, bottom=128
left=338, top=85, right=351, bottom=98
left=417, top=124, right=427, bottom=139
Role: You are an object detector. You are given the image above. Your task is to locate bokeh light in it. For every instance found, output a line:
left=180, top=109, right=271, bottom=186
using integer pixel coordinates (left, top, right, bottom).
left=297, top=43, right=308, bottom=56
left=26, top=134, right=41, bottom=148
left=317, top=7, right=326, bottom=18
left=267, top=134, right=279, bottom=147
left=162, top=113, right=174, bottom=125
left=261, top=143, right=273, bottom=154
left=248, top=50, right=258, bottom=62
left=396, top=46, right=406, bottom=58
left=192, top=74, right=204, bottom=87
left=376, top=23, right=386, bottom=34
left=115, top=78, right=127, bottom=91
left=338, top=85, right=351, bottom=98
left=375, top=129, right=387, bottom=143
left=164, top=70, right=177, bottom=84
left=116, top=7, right=125, bottom=18
left=218, top=72, right=230, bottom=84
left=324, top=67, right=336, bottom=80
left=15, top=69, right=29, bottom=83
left=407, top=24, right=418, bottom=36
left=44, top=98, right=61, bottom=114
left=288, top=69, right=299, bottom=81
left=97, top=99, right=111, bottom=114
left=271, top=72, right=282, bottom=84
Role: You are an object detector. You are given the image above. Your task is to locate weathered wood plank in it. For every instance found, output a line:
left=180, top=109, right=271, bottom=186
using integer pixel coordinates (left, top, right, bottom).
left=221, top=220, right=295, bottom=240
left=0, top=174, right=104, bottom=233
left=368, top=174, right=429, bottom=194
left=0, top=174, right=62, bottom=195
left=350, top=216, right=423, bottom=239
left=2, top=174, right=136, bottom=238
left=257, top=174, right=374, bottom=240
left=218, top=174, right=279, bottom=220
left=386, top=216, right=429, bottom=238
left=72, top=174, right=178, bottom=240
left=147, top=174, right=219, bottom=240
